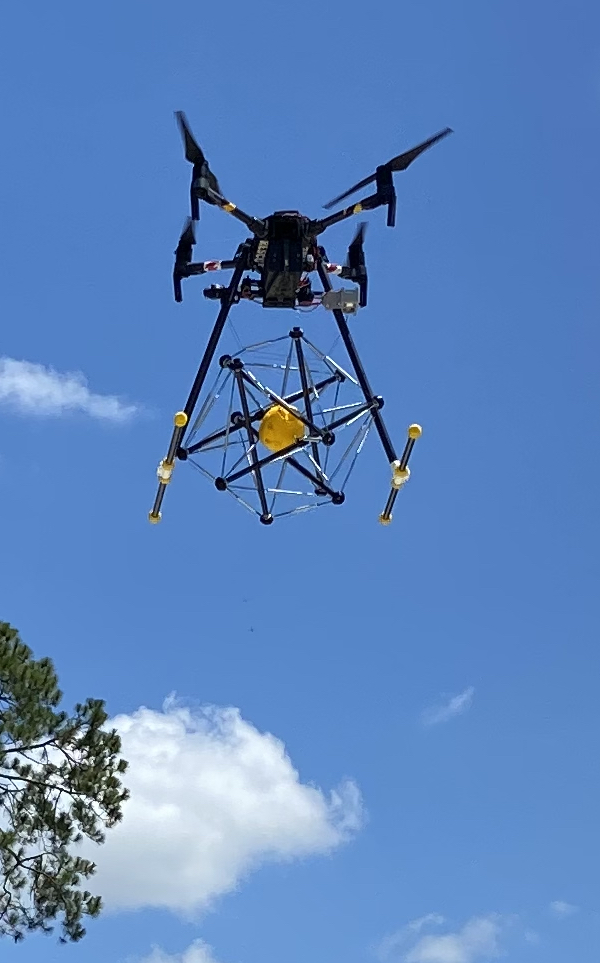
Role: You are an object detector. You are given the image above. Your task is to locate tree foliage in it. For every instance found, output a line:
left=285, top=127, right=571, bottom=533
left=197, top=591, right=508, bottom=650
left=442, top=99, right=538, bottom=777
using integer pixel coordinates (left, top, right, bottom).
left=0, top=621, right=129, bottom=942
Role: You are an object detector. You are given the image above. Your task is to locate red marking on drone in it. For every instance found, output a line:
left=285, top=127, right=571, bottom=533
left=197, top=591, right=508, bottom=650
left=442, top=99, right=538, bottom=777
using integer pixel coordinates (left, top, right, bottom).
left=203, top=261, right=221, bottom=271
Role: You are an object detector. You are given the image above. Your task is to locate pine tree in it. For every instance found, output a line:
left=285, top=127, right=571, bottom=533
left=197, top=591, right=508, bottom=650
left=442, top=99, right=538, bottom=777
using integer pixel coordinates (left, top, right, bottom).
left=0, top=620, right=129, bottom=942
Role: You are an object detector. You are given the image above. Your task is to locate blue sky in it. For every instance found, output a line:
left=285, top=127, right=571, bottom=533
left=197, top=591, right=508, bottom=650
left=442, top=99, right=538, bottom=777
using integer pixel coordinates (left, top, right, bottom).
left=1, top=1, right=599, bottom=961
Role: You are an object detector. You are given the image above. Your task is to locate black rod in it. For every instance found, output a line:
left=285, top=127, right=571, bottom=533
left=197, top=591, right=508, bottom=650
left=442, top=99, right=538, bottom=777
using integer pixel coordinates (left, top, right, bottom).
left=225, top=439, right=309, bottom=484
left=292, top=330, right=322, bottom=471
left=232, top=363, right=271, bottom=520
left=316, top=256, right=397, bottom=464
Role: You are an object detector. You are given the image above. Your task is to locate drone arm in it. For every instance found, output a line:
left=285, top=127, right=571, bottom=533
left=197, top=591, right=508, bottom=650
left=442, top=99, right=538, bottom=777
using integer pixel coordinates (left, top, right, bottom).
left=174, top=259, right=239, bottom=302
left=218, top=198, right=266, bottom=236
left=185, top=259, right=238, bottom=277
left=197, top=185, right=266, bottom=236
left=310, top=191, right=382, bottom=236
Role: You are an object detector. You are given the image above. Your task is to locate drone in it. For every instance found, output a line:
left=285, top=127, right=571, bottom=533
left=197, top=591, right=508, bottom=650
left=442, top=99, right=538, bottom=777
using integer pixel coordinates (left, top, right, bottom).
left=149, top=112, right=452, bottom=526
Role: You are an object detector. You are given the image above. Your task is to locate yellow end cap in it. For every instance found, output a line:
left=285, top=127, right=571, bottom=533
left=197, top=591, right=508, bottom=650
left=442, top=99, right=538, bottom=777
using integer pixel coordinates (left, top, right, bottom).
left=379, top=513, right=392, bottom=526
left=157, top=459, right=174, bottom=484
left=174, top=411, right=188, bottom=428
left=392, top=466, right=410, bottom=489
left=148, top=511, right=162, bottom=524
left=408, top=423, right=422, bottom=440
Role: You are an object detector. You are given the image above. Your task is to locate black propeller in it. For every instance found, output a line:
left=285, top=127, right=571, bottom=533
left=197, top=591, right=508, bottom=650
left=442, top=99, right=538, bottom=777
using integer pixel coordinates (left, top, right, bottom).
left=175, top=111, right=222, bottom=220
left=173, top=217, right=196, bottom=302
left=323, top=127, right=453, bottom=216
left=345, top=222, right=368, bottom=307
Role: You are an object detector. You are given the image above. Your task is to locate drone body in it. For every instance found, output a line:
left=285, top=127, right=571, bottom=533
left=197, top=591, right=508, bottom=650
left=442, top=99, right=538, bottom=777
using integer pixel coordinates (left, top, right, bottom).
left=150, top=112, right=452, bottom=525
left=177, top=208, right=362, bottom=312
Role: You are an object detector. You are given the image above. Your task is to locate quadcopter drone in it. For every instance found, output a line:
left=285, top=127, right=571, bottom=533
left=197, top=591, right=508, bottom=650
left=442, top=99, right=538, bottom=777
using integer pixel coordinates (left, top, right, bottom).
left=149, top=112, right=452, bottom=526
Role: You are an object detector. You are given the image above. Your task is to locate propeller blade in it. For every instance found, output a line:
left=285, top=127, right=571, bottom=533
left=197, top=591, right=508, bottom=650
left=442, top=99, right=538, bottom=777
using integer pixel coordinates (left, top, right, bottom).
left=175, top=111, right=222, bottom=211
left=347, top=222, right=367, bottom=269
left=323, top=172, right=376, bottom=211
left=175, top=111, right=207, bottom=166
left=173, top=218, right=196, bottom=302
left=323, top=127, right=452, bottom=210
left=346, top=222, right=368, bottom=307
left=174, top=217, right=196, bottom=264
left=359, top=276, right=368, bottom=308
left=386, top=127, right=453, bottom=172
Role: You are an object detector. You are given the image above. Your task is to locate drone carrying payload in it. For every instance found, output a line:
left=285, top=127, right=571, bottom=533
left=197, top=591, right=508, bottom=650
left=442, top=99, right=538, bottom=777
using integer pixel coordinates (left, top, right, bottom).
left=149, top=112, right=452, bottom=526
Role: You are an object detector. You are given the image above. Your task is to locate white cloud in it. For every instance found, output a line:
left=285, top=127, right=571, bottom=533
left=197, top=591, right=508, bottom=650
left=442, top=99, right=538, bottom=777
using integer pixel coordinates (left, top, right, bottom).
left=379, top=916, right=445, bottom=959
left=87, top=698, right=363, bottom=916
left=421, top=687, right=475, bottom=727
left=404, top=916, right=502, bottom=963
left=407, top=915, right=446, bottom=935
left=137, top=939, right=221, bottom=963
left=379, top=915, right=503, bottom=963
left=0, top=356, right=138, bottom=421
left=549, top=900, right=578, bottom=918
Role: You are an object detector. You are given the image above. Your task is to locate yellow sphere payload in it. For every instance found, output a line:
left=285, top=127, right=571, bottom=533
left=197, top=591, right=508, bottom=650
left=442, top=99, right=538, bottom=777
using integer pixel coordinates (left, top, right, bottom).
left=259, top=405, right=305, bottom=453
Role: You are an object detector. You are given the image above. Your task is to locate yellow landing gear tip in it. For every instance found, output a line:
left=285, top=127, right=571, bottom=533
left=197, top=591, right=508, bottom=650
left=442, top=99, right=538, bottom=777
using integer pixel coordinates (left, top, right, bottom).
left=149, top=403, right=190, bottom=524
left=378, top=422, right=422, bottom=525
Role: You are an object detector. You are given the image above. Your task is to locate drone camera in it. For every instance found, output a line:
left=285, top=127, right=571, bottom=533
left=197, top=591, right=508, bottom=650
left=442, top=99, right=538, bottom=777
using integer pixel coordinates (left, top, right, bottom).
left=203, top=284, right=227, bottom=301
